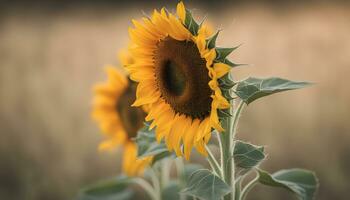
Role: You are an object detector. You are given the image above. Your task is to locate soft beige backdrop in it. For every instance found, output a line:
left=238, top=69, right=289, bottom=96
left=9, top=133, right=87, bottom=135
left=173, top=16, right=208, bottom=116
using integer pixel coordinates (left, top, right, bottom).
left=1, top=2, right=349, bottom=200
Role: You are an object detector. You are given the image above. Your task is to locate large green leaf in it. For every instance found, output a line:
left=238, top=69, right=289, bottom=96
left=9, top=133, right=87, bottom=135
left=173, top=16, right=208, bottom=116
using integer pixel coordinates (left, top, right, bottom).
left=181, top=169, right=232, bottom=200
left=162, top=181, right=181, bottom=200
left=233, top=141, right=266, bottom=171
left=78, top=176, right=133, bottom=200
left=135, top=124, right=174, bottom=164
left=258, top=169, right=318, bottom=200
left=183, top=164, right=204, bottom=182
left=235, top=77, right=311, bottom=104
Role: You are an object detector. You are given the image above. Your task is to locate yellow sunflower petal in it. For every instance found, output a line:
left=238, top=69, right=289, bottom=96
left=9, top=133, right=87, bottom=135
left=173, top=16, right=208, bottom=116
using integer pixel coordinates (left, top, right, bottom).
left=198, top=22, right=214, bottom=38
left=176, top=1, right=186, bottom=23
left=133, top=82, right=160, bottom=106
left=213, top=63, right=231, bottom=78
left=183, top=119, right=201, bottom=160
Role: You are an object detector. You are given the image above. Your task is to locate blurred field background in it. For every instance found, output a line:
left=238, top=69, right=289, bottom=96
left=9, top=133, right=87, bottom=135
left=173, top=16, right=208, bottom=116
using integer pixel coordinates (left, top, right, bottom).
left=1, top=0, right=349, bottom=199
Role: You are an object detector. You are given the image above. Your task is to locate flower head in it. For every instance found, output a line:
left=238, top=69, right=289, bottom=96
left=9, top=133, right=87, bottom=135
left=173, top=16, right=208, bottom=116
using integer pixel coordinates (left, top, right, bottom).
left=92, top=66, right=151, bottom=176
left=125, top=2, right=235, bottom=160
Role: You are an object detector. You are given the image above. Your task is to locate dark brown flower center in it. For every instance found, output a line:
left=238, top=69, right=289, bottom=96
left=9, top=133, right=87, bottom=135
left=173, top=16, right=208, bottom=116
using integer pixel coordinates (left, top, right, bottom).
left=154, top=37, right=212, bottom=120
left=116, top=81, right=146, bottom=139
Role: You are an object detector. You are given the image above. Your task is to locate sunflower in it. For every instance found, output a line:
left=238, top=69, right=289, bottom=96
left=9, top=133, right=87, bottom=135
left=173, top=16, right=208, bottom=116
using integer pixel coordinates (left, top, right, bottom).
left=92, top=66, right=152, bottom=176
left=125, top=2, right=236, bottom=160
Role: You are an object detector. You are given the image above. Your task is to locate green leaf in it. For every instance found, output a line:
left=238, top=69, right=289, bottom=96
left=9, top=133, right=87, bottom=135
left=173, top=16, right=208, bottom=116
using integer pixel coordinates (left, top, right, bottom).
left=258, top=169, right=318, bottom=200
left=162, top=181, right=181, bottom=200
left=184, top=9, right=199, bottom=35
left=181, top=169, right=232, bottom=200
left=78, top=176, right=133, bottom=200
left=135, top=125, right=174, bottom=164
left=183, top=164, right=204, bottom=182
left=206, top=31, right=220, bottom=49
left=233, top=141, right=266, bottom=170
left=235, top=77, right=312, bottom=104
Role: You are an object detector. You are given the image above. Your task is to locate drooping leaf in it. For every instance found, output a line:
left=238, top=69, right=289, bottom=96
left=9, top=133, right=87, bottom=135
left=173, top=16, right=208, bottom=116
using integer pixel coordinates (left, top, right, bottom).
left=233, top=140, right=266, bottom=170
left=78, top=176, right=133, bottom=200
left=181, top=169, right=232, bottom=200
left=135, top=124, right=174, bottom=164
left=258, top=169, right=319, bottom=200
left=235, top=77, right=312, bottom=104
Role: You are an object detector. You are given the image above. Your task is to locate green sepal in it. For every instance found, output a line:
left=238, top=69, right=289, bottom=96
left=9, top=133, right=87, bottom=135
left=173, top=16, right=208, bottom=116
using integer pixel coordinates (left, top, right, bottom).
left=206, top=30, right=220, bottom=49
left=257, top=169, right=319, bottom=200
left=218, top=75, right=236, bottom=90
left=215, top=46, right=239, bottom=62
left=223, top=58, right=245, bottom=68
left=184, top=9, right=199, bottom=35
left=218, top=108, right=232, bottom=118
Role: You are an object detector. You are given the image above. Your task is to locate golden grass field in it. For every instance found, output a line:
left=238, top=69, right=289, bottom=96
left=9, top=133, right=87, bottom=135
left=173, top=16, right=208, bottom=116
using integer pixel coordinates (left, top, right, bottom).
left=0, top=2, right=349, bottom=200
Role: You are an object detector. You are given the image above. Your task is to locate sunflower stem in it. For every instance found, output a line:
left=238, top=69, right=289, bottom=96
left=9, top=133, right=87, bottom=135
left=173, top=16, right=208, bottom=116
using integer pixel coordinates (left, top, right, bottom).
left=160, top=159, right=171, bottom=188
left=220, top=99, right=245, bottom=200
left=132, top=178, right=158, bottom=200
left=240, top=171, right=259, bottom=200
left=175, top=157, right=186, bottom=200
left=205, top=145, right=223, bottom=178
left=149, top=168, right=161, bottom=200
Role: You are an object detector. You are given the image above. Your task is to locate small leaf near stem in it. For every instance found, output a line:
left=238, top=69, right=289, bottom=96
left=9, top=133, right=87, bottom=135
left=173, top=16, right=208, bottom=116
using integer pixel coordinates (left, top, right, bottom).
left=181, top=169, right=232, bottom=200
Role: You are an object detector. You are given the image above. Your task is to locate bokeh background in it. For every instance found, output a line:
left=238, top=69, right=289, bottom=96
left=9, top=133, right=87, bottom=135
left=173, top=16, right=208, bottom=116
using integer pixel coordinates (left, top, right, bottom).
left=1, top=0, right=349, bottom=199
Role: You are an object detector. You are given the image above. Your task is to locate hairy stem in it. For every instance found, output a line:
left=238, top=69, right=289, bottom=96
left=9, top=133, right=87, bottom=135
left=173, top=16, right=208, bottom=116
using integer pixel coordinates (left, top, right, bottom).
left=205, top=145, right=223, bottom=178
left=240, top=173, right=259, bottom=200
left=220, top=100, right=245, bottom=200
left=132, top=178, right=159, bottom=200
left=175, top=157, right=186, bottom=200
left=149, top=168, right=161, bottom=200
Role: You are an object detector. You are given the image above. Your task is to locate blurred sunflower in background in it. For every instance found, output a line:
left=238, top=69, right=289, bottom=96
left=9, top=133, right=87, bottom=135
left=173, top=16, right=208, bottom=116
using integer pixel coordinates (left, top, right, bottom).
left=125, top=2, right=234, bottom=160
left=92, top=62, right=152, bottom=176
